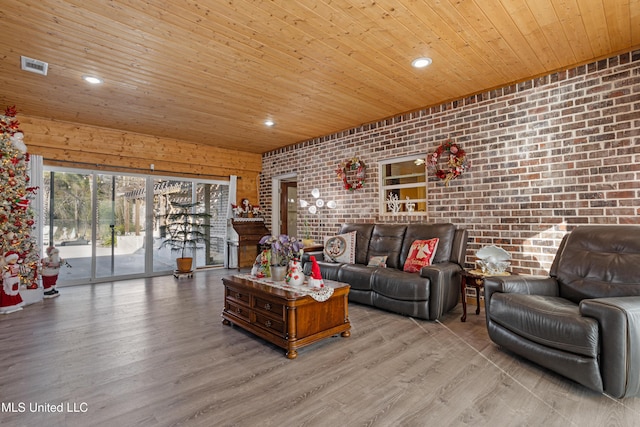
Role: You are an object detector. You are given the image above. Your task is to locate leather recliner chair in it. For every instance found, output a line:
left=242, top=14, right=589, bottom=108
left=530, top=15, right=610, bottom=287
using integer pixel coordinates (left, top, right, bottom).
left=484, top=225, right=640, bottom=398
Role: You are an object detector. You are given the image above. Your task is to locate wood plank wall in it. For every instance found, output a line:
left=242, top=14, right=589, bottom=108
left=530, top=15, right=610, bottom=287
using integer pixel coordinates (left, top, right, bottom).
left=20, top=115, right=262, bottom=202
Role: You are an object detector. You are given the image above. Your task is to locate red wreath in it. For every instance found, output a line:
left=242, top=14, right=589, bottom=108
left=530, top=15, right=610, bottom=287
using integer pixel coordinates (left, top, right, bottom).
left=335, top=157, right=366, bottom=191
left=427, top=140, right=470, bottom=186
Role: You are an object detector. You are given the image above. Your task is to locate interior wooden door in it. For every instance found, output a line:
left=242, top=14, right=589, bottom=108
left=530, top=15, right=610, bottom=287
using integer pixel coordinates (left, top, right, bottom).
left=280, top=181, right=297, bottom=236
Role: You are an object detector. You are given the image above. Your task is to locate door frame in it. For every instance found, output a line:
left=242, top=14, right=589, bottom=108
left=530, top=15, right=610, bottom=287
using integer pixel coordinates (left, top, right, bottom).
left=271, top=173, right=297, bottom=235
left=280, top=181, right=297, bottom=236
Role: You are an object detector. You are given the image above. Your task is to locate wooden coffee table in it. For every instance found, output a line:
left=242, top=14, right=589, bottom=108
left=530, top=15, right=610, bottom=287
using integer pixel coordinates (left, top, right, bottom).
left=221, top=275, right=351, bottom=359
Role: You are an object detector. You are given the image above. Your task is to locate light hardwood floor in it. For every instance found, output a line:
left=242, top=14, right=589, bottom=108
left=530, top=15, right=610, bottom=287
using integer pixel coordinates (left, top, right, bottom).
left=2, top=268, right=639, bottom=427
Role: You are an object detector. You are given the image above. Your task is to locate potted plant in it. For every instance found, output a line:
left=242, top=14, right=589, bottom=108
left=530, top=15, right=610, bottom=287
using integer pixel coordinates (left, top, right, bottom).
left=157, top=201, right=211, bottom=273
left=259, top=234, right=303, bottom=281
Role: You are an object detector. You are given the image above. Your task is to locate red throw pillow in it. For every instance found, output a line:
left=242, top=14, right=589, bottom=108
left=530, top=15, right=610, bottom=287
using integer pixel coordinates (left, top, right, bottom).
left=403, top=238, right=439, bottom=273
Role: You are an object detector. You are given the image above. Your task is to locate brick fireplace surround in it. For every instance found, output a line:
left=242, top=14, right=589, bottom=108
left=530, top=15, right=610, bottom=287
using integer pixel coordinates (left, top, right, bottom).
left=260, top=50, right=639, bottom=276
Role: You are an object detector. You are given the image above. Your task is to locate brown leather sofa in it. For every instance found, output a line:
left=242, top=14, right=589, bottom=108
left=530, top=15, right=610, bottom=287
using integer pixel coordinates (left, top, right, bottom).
left=484, top=225, right=640, bottom=398
left=304, top=223, right=468, bottom=320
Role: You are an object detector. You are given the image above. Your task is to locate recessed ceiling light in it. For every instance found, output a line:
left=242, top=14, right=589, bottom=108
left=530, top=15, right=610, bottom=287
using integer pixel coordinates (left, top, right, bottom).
left=82, top=75, right=103, bottom=84
left=411, top=57, right=432, bottom=68
left=264, top=120, right=275, bottom=127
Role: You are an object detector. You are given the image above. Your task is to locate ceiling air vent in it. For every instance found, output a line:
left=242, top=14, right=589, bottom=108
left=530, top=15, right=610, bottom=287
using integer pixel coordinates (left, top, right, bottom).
left=21, top=56, right=48, bottom=76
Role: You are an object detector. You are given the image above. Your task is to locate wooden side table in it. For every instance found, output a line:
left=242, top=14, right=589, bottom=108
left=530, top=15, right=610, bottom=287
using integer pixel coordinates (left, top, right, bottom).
left=302, top=244, right=324, bottom=253
left=460, top=270, right=511, bottom=322
left=461, top=270, right=483, bottom=322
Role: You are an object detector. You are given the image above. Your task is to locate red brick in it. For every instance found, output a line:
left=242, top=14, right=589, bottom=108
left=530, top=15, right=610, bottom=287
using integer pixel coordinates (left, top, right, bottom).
left=260, top=50, right=640, bottom=276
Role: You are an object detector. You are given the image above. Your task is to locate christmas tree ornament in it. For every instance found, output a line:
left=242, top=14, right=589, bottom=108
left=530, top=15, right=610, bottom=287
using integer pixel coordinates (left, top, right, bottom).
left=9, top=132, right=26, bottom=153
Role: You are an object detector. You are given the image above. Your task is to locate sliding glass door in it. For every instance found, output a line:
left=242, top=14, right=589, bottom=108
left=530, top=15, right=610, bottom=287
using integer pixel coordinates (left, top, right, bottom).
left=197, top=182, right=229, bottom=267
left=43, top=170, right=92, bottom=284
left=152, top=180, right=230, bottom=272
left=152, top=179, right=193, bottom=273
left=95, top=174, right=147, bottom=278
left=44, top=168, right=229, bottom=285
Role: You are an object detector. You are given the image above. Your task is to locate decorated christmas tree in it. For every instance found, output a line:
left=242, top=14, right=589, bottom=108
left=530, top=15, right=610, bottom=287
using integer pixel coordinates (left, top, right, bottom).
left=0, top=106, right=39, bottom=313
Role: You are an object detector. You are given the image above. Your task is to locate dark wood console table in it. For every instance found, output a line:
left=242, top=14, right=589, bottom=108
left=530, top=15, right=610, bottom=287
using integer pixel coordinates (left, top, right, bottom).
left=230, top=218, right=270, bottom=270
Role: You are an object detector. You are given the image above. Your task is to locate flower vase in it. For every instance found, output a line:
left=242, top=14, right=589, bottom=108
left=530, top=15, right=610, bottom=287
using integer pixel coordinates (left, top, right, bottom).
left=286, top=259, right=305, bottom=286
left=270, top=265, right=287, bottom=282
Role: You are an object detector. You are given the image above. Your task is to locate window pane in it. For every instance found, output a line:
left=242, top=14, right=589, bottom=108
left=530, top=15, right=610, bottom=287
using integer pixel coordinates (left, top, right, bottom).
left=153, top=180, right=193, bottom=273
left=383, top=160, right=426, bottom=186
left=381, top=157, right=427, bottom=214
left=195, top=182, right=229, bottom=267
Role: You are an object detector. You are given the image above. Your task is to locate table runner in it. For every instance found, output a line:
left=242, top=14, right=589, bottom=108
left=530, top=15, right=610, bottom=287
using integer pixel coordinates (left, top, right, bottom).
left=233, top=274, right=334, bottom=302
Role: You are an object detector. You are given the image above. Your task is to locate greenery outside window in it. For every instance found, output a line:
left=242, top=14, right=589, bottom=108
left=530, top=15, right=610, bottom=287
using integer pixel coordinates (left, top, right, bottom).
left=379, top=155, right=428, bottom=215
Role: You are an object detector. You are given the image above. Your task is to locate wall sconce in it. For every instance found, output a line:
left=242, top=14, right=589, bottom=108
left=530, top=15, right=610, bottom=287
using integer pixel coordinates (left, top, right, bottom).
left=300, top=188, right=336, bottom=214
left=299, top=189, right=337, bottom=240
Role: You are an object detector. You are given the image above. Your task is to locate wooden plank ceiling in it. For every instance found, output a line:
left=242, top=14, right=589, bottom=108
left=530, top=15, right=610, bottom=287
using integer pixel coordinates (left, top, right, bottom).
left=0, top=0, right=638, bottom=154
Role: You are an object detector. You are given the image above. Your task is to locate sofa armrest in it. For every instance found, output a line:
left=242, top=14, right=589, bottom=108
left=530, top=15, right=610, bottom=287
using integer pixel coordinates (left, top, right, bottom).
left=580, top=297, right=640, bottom=398
left=450, top=228, right=468, bottom=266
left=420, top=262, right=462, bottom=319
left=419, top=261, right=460, bottom=281
left=484, top=275, right=559, bottom=303
left=301, top=250, right=325, bottom=266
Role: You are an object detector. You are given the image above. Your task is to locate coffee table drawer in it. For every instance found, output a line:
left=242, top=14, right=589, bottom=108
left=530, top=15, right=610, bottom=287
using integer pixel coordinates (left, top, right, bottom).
left=253, top=296, right=284, bottom=318
left=226, top=300, right=250, bottom=322
left=254, top=312, right=285, bottom=336
left=226, top=286, right=250, bottom=305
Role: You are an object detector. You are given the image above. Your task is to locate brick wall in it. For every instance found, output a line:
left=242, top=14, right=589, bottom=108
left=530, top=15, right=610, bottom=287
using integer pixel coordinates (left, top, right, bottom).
left=260, top=50, right=640, bottom=276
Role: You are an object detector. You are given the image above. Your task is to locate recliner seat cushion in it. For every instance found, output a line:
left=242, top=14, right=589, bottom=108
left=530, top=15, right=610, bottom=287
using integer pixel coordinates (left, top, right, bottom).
left=338, top=264, right=374, bottom=291
left=490, top=293, right=599, bottom=358
left=371, top=268, right=430, bottom=301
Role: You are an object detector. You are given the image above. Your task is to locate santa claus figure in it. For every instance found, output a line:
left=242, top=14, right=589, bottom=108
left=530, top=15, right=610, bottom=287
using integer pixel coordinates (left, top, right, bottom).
left=41, top=246, right=62, bottom=298
left=1, top=251, right=24, bottom=314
